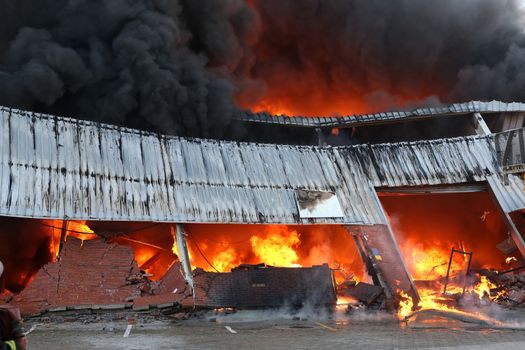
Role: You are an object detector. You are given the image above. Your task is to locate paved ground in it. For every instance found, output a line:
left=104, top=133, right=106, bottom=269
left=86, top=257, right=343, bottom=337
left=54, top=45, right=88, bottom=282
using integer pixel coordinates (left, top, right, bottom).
left=25, top=309, right=525, bottom=350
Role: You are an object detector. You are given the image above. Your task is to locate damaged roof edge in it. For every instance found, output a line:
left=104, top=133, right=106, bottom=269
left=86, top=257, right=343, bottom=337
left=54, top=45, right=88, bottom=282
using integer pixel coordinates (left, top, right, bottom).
left=237, top=100, right=525, bottom=128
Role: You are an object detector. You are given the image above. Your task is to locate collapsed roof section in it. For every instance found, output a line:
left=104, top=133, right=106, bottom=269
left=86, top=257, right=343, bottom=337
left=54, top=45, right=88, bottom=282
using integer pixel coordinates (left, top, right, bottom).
left=238, top=100, right=525, bottom=128
left=0, top=106, right=524, bottom=225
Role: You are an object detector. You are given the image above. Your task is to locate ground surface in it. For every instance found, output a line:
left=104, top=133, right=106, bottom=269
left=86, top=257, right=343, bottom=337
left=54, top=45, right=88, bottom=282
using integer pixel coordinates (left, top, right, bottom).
left=25, top=309, right=525, bottom=350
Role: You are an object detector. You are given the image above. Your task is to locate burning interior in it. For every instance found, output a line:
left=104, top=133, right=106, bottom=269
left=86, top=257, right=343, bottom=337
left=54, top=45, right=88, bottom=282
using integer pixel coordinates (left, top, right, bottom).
left=380, top=189, right=525, bottom=316
left=1, top=103, right=525, bottom=320
left=0, top=217, right=370, bottom=314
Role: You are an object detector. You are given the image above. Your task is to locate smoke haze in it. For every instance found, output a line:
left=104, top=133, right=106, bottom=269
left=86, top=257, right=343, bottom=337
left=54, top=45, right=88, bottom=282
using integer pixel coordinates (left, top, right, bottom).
left=1, top=0, right=525, bottom=137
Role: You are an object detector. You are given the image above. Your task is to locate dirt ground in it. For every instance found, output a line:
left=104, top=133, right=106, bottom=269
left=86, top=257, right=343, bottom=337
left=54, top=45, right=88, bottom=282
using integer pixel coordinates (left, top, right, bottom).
left=24, top=308, right=525, bottom=350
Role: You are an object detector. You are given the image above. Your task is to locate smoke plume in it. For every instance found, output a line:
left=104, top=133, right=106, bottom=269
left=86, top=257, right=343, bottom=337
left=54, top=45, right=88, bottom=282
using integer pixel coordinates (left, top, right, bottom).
left=1, top=1, right=525, bottom=137
left=0, top=0, right=260, bottom=137
left=245, top=0, right=525, bottom=116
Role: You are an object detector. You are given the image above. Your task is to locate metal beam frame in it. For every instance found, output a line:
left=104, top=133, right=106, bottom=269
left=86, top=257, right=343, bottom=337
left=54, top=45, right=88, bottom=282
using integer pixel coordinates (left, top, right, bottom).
left=471, top=112, right=491, bottom=136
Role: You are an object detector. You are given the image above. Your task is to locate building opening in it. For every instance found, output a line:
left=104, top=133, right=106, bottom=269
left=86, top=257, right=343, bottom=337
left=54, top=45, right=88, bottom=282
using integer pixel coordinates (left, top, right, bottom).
left=379, top=188, right=523, bottom=315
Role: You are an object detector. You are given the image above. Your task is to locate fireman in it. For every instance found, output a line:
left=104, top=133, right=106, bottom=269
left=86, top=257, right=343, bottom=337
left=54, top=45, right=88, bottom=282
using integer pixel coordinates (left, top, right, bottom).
left=0, top=261, right=28, bottom=350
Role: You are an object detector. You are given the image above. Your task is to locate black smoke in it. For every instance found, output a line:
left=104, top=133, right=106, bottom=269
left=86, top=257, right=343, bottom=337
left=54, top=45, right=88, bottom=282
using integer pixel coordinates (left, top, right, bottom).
left=0, top=0, right=260, bottom=138
left=247, top=0, right=525, bottom=116
left=1, top=1, right=525, bottom=138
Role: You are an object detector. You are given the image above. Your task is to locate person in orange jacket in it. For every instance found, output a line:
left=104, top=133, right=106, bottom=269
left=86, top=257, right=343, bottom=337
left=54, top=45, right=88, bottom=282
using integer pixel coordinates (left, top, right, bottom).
left=0, top=261, right=28, bottom=350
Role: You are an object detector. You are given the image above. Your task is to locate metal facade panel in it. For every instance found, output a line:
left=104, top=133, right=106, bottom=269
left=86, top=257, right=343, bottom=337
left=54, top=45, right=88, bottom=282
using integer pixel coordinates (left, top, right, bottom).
left=487, top=175, right=525, bottom=214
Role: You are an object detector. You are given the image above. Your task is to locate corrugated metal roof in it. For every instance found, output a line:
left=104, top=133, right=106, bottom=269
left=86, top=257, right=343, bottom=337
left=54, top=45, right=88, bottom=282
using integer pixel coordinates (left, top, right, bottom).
left=0, top=107, right=381, bottom=224
left=343, top=136, right=498, bottom=188
left=1, top=106, right=525, bottom=225
left=238, top=100, right=525, bottom=128
left=487, top=174, right=525, bottom=214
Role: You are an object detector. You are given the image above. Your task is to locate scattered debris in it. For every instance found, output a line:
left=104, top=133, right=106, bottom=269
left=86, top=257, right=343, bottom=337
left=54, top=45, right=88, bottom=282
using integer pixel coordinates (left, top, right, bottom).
left=224, top=326, right=237, bottom=334
left=123, top=324, right=133, bottom=338
left=483, top=270, right=525, bottom=306
left=338, top=282, right=384, bottom=307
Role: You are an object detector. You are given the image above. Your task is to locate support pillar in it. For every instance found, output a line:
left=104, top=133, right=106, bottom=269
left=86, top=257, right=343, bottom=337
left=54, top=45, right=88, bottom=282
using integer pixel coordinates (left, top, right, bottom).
left=315, top=128, right=326, bottom=146
left=346, top=186, right=420, bottom=304
left=172, top=224, right=194, bottom=296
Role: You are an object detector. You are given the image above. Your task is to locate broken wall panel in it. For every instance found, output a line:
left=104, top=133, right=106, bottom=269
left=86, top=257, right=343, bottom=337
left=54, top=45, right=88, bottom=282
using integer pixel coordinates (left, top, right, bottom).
left=355, top=225, right=418, bottom=301
left=10, top=238, right=147, bottom=316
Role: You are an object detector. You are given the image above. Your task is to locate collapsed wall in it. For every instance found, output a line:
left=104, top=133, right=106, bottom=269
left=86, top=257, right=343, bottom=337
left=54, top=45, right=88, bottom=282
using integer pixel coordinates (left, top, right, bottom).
left=4, top=236, right=338, bottom=316
left=10, top=238, right=148, bottom=315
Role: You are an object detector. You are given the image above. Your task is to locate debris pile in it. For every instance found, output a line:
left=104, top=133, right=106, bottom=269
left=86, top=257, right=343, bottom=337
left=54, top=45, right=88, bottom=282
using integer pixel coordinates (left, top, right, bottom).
left=482, top=269, right=525, bottom=306
left=337, top=280, right=385, bottom=310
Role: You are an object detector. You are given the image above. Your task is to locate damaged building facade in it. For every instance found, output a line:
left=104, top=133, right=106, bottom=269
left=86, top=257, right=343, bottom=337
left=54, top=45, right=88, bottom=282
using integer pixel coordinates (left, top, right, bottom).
left=1, top=101, right=525, bottom=316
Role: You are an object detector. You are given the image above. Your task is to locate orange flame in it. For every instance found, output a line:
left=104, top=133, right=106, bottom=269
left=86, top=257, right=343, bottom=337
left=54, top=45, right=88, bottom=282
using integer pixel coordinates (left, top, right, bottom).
left=249, top=226, right=301, bottom=267
left=212, top=247, right=241, bottom=272
left=505, top=256, right=517, bottom=264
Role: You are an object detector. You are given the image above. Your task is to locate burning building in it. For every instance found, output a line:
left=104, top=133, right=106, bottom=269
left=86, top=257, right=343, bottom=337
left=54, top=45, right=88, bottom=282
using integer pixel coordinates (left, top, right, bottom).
left=1, top=101, right=525, bottom=318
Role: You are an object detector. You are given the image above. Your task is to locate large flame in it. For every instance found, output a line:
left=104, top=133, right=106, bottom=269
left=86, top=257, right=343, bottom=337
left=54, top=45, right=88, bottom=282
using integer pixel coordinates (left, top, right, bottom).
left=182, top=224, right=366, bottom=282
left=2, top=219, right=366, bottom=297
left=250, top=226, right=301, bottom=267
left=211, top=248, right=240, bottom=272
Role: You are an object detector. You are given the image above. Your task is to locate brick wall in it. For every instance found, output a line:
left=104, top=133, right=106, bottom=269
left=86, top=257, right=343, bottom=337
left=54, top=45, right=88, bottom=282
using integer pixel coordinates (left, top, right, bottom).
left=12, top=238, right=147, bottom=315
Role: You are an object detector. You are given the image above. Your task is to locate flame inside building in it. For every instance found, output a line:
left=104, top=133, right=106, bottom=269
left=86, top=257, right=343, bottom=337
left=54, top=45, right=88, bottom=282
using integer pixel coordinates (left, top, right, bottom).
left=1, top=102, right=525, bottom=317
left=380, top=191, right=516, bottom=317
left=0, top=190, right=522, bottom=315
left=0, top=219, right=365, bottom=292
